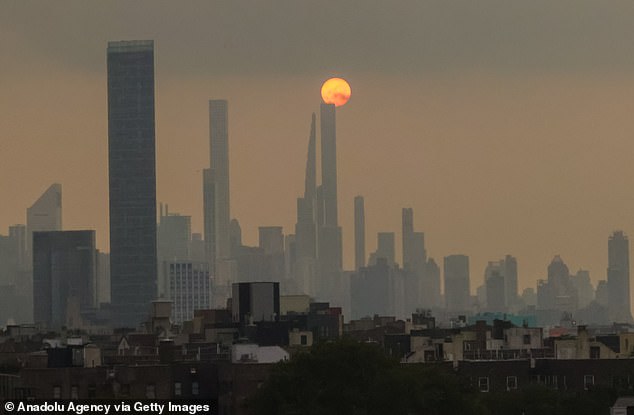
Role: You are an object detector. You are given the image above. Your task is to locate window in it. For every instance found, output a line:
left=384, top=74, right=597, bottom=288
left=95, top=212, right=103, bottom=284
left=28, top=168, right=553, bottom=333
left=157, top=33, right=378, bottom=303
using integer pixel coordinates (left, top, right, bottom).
left=71, top=385, right=79, bottom=399
left=523, top=335, right=531, bottom=345
left=192, top=382, right=199, bottom=396
left=174, top=382, right=182, bottom=396
left=53, top=386, right=61, bottom=399
left=584, top=375, right=594, bottom=390
left=300, top=335, right=307, bottom=345
left=88, top=385, right=96, bottom=398
left=506, top=376, right=518, bottom=391
left=590, top=346, right=600, bottom=359
left=478, top=377, right=489, bottom=392
left=146, top=384, right=156, bottom=399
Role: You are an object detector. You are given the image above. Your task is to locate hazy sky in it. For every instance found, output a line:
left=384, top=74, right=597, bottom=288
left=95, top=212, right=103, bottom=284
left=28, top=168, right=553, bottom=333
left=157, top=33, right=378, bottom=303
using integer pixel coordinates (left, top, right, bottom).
left=3, top=1, right=634, bottom=294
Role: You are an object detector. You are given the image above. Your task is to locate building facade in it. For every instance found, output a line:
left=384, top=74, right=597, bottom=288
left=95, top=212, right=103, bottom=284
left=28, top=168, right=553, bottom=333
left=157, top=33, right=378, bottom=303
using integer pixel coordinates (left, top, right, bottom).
left=107, top=40, right=158, bottom=327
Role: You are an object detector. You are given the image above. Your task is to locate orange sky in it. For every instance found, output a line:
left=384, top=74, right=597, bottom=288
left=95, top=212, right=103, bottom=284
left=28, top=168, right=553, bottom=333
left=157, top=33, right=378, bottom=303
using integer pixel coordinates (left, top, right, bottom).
left=3, top=1, right=634, bottom=299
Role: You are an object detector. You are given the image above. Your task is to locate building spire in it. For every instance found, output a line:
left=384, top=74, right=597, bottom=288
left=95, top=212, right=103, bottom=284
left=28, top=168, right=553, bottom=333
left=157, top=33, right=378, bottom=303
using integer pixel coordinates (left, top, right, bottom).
left=304, top=113, right=316, bottom=200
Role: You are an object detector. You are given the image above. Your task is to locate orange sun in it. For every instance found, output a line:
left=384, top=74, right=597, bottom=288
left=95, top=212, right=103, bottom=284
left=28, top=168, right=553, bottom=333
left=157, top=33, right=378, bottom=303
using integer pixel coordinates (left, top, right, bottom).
left=321, top=78, right=351, bottom=107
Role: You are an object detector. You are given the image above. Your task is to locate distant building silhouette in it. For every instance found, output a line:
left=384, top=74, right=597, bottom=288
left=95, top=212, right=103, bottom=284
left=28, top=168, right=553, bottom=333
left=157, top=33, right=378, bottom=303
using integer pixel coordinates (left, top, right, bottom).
left=316, top=103, right=343, bottom=301
left=202, top=168, right=215, bottom=270
left=107, top=40, right=158, bottom=327
left=27, top=183, right=62, bottom=262
left=444, top=254, right=470, bottom=312
left=258, top=226, right=285, bottom=282
left=293, top=114, right=318, bottom=296
left=205, top=100, right=234, bottom=306
left=537, top=255, right=577, bottom=315
left=33, top=230, right=96, bottom=329
left=354, top=196, right=365, bottom=271
left=608, top=231, right=632, bottom=322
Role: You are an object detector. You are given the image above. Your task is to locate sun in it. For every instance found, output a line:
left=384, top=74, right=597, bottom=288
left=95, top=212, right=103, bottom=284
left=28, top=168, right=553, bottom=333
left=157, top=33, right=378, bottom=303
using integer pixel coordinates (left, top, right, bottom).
left=321, top=78, right=351, bottom=107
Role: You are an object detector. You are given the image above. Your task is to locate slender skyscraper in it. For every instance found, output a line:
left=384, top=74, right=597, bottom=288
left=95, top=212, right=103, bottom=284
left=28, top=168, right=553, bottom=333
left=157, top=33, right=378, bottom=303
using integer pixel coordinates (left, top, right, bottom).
left=402, top=208, right=414, bottom=269
left=354, top=196, right=365, bottom=271
left=608, top=231, right=632, bottom=322
left=293, top=115, right=318, bottom=295
left=202, top=168, right=216, bottom=270
left=210, top=100, right=230, bottom=260
left=209, top=100, right=231, bottom=283
left=107, top=40, right=157, bottom=327
left=320, top=103, right=338, bottom=227
left=316, top=103, right=342, bottom=300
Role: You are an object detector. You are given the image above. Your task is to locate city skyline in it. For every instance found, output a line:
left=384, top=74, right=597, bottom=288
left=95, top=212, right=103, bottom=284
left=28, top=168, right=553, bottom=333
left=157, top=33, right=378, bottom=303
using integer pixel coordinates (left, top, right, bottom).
left=4, top=2, right=634, bottom=297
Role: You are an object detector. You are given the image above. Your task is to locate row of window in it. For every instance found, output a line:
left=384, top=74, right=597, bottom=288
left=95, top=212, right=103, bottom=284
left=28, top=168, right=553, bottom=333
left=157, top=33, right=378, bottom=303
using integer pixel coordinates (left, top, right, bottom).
left=476, top=375, right=596, bottom=392
left=52, top=382, right=200, bottom=399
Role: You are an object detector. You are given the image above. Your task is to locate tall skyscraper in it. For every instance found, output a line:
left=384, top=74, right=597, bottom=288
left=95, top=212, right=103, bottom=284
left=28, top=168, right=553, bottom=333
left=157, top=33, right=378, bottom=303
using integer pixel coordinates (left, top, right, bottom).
left=209, top=100, right=231, bottom=271
left=293, top=115, right=318, bottom=296
left=402, top=208, right=414, bottom=269
left=608, top=231, right=632, bottom=322
left=503, top=255, right=518, bottom=308
left=107, top=40, right=157, bottom=327
left=444, top=254, right=470, bottom=312
left=202, top=168, right=215, bottom=270
left=33, top=230, right=96, bottom=329
left=26, top=183, right=62, bottom=260
left=401, top=208, right=429, bottom=311
left=320, top=103, right=338, bottom=227
left=354, top=196, right=365, bottom=271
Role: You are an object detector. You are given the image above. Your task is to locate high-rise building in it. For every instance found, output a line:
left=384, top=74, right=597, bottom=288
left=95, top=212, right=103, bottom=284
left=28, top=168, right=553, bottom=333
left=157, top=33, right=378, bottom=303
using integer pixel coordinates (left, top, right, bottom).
left=157, top=211, right=192, bottom=298
left=166, top=261, right=211, bottom=324
left=202, top=168, right=215, bottom=270
left=354, top=196, right=365, bottom=271
left=503, top=255, right=518, bottom=307
left=259, top=226, right=285, bottom=282
left=33, top=231, right=96, bottom=329
left=402, top=208, right=414, bottom=269
left=571, top=269, right=594, bottom=309
left=320, top=103, right=338, bottom=228
left=316, top=103, right=342, bottom=300
left=373, top=232, right=395, bottom=266
left=293, top=115, right=318, bottom=296
left=444, top=255, right=470, bottom=312
left=350, top=258, right=405, bottom=319
left=26, top=183, right=62, bottom=261
left=400, top=208, right=429, bottom=311
left=107, top=40, right=157, bottom=327
left=608, top=231, right=631, bottom=322
left=209, top=100, right=231, bottom=274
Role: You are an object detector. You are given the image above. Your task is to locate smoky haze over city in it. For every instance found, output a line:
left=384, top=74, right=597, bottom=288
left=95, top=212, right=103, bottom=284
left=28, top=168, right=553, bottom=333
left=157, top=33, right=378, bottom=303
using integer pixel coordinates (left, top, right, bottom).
left=3, top=1, right=634, bottom=413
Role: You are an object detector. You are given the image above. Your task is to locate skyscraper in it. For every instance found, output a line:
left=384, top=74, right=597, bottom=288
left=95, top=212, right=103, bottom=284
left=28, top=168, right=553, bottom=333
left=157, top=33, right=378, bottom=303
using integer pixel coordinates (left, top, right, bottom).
left=107, top=40, right=157, bottom=327
left=209, top=100, right=231, bottom=271
left=316, top=103, right=342, bottom=300
left=202, top=168, right=215, bottom=270
left=401, top=208, right=428, bottom=311
left=354, top=196, right=365, bottom=271
left=320, top=103, right=338, bottom=227
left=26, top=183, right=62, bottom=260
left=444, top=254, right=470, bottom=312
left=608, top=231, right=632, bottom=322
left=33, top=230, right=96, bottom=329
left=293, top=115, right=318, bottom=296
left=402, top=208, right=414, bottom=269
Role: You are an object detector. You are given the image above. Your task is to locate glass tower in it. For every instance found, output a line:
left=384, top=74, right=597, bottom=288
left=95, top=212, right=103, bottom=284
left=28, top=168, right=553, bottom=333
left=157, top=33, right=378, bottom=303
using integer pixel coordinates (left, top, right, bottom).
left=107, top=40, right=157, bottom=327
